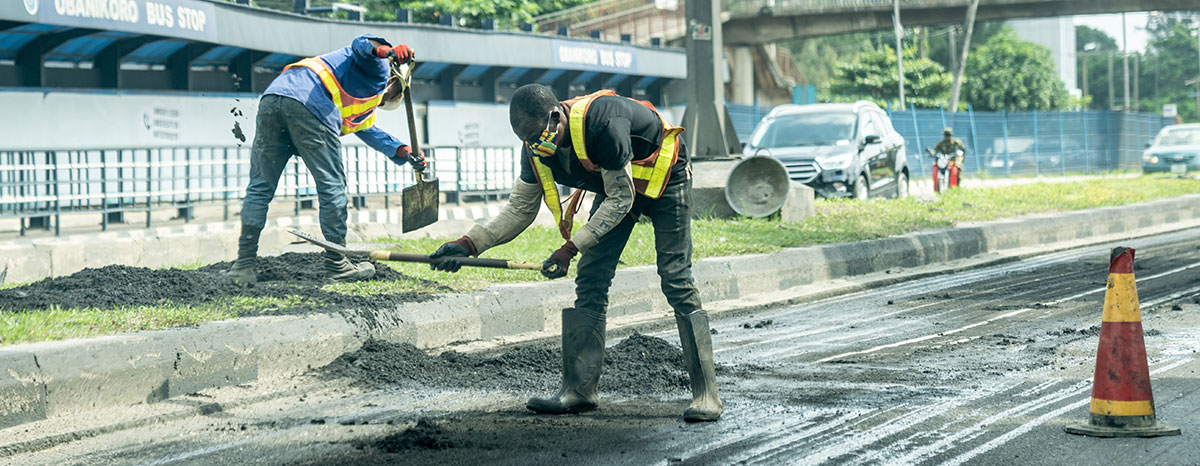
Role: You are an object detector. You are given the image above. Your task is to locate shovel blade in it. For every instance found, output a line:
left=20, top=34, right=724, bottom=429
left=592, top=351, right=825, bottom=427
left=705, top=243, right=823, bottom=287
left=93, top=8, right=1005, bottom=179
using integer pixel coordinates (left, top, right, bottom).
left=402, top=177, right=440, bottom=233
left=288, top=229, right=366, bottom=258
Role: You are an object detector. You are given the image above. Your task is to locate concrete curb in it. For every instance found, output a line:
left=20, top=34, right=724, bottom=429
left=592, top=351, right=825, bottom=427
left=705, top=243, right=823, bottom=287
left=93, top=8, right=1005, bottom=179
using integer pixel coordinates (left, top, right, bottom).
left=2, top=194, right=1200, bottom=430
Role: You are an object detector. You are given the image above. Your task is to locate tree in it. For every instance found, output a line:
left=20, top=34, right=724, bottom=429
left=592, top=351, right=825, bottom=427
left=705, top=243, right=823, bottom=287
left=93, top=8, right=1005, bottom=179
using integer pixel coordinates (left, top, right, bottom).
left=1076, top=25, right=1119, bottom=110
left=827, top=45, right=953, bottom=109
left=962, top=27, right=1069, bottom=111
left=783, top=33, right=874, bottom=87
left=1138, top=20, right=1200, bottom=122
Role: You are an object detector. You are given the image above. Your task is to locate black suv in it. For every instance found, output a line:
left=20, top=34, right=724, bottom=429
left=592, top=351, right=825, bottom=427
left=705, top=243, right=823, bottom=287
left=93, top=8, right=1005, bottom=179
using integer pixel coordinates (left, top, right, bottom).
left=743, top=101, right=909, bottom=199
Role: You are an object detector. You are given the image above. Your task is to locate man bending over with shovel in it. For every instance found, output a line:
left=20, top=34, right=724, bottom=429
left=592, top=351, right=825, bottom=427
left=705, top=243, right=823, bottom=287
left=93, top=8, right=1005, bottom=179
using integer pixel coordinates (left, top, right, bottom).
left=227, top=35, right=426, bottom=285
left=427, top=84, right=723, bottom=422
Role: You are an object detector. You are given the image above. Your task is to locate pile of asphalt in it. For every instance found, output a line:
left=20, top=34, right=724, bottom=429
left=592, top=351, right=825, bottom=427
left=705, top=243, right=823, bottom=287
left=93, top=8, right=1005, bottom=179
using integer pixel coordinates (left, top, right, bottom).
left=0, top=253, right=437, bottom=319
left=368, top=419, right=457, bottom=452
left=319, top=333, right=701, bottom=395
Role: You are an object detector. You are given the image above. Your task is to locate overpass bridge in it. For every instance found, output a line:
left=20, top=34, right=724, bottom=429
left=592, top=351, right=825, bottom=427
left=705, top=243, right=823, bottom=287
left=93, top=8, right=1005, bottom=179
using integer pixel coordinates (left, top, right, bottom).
left=540, top=0, right=1199, bottom=46
left=723, top=0, right=1200, bottom=45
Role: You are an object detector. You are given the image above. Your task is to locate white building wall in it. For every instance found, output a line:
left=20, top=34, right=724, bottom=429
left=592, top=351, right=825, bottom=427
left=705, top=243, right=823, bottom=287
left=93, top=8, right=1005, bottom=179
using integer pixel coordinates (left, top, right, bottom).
left=1009, top=17, right=1078, bottom=95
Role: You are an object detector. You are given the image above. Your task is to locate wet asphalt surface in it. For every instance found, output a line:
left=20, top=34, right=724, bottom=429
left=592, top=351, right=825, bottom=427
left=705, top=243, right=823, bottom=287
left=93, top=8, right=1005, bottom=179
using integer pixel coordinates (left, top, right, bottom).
left=4, top=228, right=1200, bottom=466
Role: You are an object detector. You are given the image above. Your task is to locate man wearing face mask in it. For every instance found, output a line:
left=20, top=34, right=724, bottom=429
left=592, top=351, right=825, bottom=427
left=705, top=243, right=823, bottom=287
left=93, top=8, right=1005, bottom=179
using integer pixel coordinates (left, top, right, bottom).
left=226, top=35, right=425, bottom=285
left=427, top=84, right=722, bottom=422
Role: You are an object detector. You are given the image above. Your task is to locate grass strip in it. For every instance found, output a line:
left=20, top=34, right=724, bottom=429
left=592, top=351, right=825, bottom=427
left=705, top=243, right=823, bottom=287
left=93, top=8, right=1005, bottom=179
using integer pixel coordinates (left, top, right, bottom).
left=0, top=296, right=307, bottom=346
left=366, top=176, right=1199, bottom=292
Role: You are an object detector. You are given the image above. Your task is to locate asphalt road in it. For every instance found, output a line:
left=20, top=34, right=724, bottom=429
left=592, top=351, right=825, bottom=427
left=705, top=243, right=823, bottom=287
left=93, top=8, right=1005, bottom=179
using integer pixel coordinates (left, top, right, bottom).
left=6, top=228, right=1200, bottom=466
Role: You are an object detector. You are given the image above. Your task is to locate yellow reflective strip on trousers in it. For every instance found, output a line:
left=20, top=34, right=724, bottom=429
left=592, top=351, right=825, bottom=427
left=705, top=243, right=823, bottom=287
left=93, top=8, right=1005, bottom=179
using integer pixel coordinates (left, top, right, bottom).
left=532, top=158, right=565, bottom=237
left=1101, top=273, right=1141, bottom=323
left=569, top=95, right=596, bottom=165
left=1090, top=398, right=1154, bottom=416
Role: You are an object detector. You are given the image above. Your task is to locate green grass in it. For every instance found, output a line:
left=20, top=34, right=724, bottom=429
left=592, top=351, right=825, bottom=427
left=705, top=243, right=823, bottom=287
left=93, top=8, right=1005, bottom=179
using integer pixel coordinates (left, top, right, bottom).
left=2, top=175, right=1196, bottom=345
left=366, top=176, right=1199, bottom=292
left=0, top=296, right=307, bottom=346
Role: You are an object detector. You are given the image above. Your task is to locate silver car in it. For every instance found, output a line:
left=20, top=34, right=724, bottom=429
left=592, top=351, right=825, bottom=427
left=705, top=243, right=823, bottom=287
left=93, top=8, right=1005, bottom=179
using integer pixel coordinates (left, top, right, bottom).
left=743, top=101, right=909, bottom=199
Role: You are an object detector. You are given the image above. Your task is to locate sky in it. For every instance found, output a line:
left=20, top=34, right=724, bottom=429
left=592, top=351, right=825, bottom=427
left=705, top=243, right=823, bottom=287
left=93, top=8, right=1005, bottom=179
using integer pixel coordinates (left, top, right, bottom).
left=1074, top=12, right=1151, bottom=52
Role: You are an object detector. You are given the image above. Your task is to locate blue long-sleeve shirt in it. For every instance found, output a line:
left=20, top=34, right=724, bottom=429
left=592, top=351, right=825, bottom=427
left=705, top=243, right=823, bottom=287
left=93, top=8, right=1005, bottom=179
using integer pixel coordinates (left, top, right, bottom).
left=264, top=34, right=407, bottom=160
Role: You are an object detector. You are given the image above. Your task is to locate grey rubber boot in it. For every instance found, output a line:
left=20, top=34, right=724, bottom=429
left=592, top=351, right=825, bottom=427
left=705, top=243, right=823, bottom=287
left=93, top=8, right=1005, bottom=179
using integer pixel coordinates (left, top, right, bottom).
left=527, top=308, right=606, bottom=414
left=677, top=310, right=723, bottom=422
left=324, top=249, right=376, bottom=281
left=225, top=225, right=261, bottom=285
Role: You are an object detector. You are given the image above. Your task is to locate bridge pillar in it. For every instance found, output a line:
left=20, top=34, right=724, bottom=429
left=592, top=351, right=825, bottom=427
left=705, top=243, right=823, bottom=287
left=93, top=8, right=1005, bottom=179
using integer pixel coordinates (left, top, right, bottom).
left=682, top=0, right=740, bottom=158
left=730, top=46, right=754, bottom=105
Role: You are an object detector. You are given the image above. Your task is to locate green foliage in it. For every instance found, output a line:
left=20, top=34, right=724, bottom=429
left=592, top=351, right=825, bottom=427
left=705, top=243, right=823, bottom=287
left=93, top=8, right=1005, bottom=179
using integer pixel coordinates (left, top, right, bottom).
left=1076, top=25, right=1118, bottom=53
left=235, top=0, right=592, bottom=29
left=1138, top=19, right=1200, bottom=122
left=1076, top=25, right=1118, bottom=110
left=962, top=28, right=1070, bottom=111
left=827, top=45, right=953, bottom=109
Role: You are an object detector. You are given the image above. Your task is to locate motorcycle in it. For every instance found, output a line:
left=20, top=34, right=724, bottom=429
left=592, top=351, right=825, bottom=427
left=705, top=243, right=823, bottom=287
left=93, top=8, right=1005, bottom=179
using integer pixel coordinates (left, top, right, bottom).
left=926, top=147, right=962, bottom=193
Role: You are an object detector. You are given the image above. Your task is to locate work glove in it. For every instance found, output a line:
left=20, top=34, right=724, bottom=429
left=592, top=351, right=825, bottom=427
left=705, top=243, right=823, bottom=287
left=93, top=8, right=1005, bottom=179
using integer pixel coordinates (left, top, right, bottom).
left=374, top=44, right=414, bottom=64
left=429, top=236, right=477, bottom=272
left=541, top=241, right=578, bottom=279
left=396, top=145, right=427, bottom=172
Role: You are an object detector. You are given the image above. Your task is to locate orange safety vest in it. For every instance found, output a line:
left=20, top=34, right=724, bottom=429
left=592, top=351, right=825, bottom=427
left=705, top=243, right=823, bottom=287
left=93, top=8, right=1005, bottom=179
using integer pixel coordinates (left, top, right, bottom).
left=530, top=90, right=684, bottom=239
left=282, top=57, right=384, bottom=135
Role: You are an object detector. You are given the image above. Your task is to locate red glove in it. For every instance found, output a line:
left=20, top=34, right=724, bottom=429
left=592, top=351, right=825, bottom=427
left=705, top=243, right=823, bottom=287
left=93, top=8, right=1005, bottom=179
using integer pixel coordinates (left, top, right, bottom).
left=396, top=145, right=426, bottom=172
left=374, top=44, right=414, bottom=64
left=542, top=241, right=578, bottom=279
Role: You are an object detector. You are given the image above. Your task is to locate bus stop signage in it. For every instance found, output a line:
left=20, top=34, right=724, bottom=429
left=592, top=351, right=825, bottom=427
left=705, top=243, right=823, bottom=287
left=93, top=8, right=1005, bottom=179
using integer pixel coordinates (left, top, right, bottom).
left=25, top=0, right=217, bottom=42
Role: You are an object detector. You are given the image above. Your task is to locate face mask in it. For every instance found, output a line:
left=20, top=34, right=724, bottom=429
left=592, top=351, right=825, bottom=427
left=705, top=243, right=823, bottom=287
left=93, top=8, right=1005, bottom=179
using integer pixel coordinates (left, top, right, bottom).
left=527, top=112, right=560, bottom=158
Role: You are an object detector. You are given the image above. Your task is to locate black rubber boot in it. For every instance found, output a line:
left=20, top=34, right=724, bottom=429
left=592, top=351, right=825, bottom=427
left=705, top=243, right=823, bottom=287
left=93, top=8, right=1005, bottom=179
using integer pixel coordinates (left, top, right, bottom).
left=677, top=310, right=723, bottom=422
left=225, top=225, right=261, bottom=285
left=323, top=247, right=375, bottom=282
left=527, top=308, right=605, bottom=414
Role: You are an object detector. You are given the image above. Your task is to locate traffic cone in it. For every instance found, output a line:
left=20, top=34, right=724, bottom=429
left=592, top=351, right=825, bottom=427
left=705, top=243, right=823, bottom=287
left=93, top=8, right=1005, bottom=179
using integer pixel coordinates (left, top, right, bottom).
left=1064, top=247, right=1180, bottom=438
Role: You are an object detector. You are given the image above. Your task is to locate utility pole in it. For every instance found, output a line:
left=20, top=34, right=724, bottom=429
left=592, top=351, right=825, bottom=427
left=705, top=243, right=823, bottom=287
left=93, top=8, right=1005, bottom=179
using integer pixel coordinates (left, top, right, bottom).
left=1108, top=52, right=1115, bottom=110
left=1081, top=55, right=1089, bottom=105
left=948, top=26, right=957, bottom=75
left=948, top=0, right=980, bottom=113
left=1122, top=13, right=1130, bottom=111
left=682, top=0, right=740, bottom=157
left=1133, top=54, right=1139, bottom=111
left=1196, top=23, right=1200, bottom=121
left=893, top=0, right=906, bottom=110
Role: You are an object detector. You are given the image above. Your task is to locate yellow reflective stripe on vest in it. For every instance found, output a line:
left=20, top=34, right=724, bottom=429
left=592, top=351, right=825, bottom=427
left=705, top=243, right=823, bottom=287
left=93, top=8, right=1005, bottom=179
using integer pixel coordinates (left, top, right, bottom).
left=283, top=57, right=383, bottom=135
left=531, top=157, right=566, bottom=238
left=567, top=90, right=680, bottom=199
left=637, top=127, right=681, bottom=198
left=568, top=90, right=618, bottom=168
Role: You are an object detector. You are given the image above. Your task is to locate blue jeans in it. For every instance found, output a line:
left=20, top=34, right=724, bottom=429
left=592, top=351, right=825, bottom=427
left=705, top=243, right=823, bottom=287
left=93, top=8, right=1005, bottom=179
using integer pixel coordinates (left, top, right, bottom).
left=240, top=95, right=348, bottom=245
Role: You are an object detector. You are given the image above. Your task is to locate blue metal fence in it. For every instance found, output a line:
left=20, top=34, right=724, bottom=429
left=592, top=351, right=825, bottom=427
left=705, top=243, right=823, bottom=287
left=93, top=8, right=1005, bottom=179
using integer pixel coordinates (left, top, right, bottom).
left=728, top=103, right=1172, bottom=179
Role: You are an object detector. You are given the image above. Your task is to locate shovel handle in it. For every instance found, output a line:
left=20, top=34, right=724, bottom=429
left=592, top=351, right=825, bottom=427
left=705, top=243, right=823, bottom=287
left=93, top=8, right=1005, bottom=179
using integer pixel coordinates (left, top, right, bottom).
left=368, top=251, right=542, bottom=271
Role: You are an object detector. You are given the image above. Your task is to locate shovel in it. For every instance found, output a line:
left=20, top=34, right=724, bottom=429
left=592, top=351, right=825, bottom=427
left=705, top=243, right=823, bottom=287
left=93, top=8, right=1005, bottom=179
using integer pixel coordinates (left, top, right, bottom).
left=392, top=59, right=439, bottom=233
left=289, top=229, right=542, bottom=271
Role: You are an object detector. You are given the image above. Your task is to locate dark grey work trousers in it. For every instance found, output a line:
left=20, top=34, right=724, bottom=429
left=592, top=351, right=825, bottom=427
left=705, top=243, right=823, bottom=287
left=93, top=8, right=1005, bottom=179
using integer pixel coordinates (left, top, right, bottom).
left=240, top=94, right=348, bottom=245
left=573, top=162, right=701, bottom=319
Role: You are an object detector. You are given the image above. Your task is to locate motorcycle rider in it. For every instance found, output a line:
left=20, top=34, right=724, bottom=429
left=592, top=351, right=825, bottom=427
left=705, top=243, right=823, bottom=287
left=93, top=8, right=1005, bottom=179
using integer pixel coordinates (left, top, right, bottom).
left=933, top=127, right=966, bottom=169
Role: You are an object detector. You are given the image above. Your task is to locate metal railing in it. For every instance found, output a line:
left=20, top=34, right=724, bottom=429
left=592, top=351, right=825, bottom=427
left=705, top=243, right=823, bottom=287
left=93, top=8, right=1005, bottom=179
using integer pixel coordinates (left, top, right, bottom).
left=535, top=0, right=686, bottom=45
left=0, top=145, right=518, bottom=236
